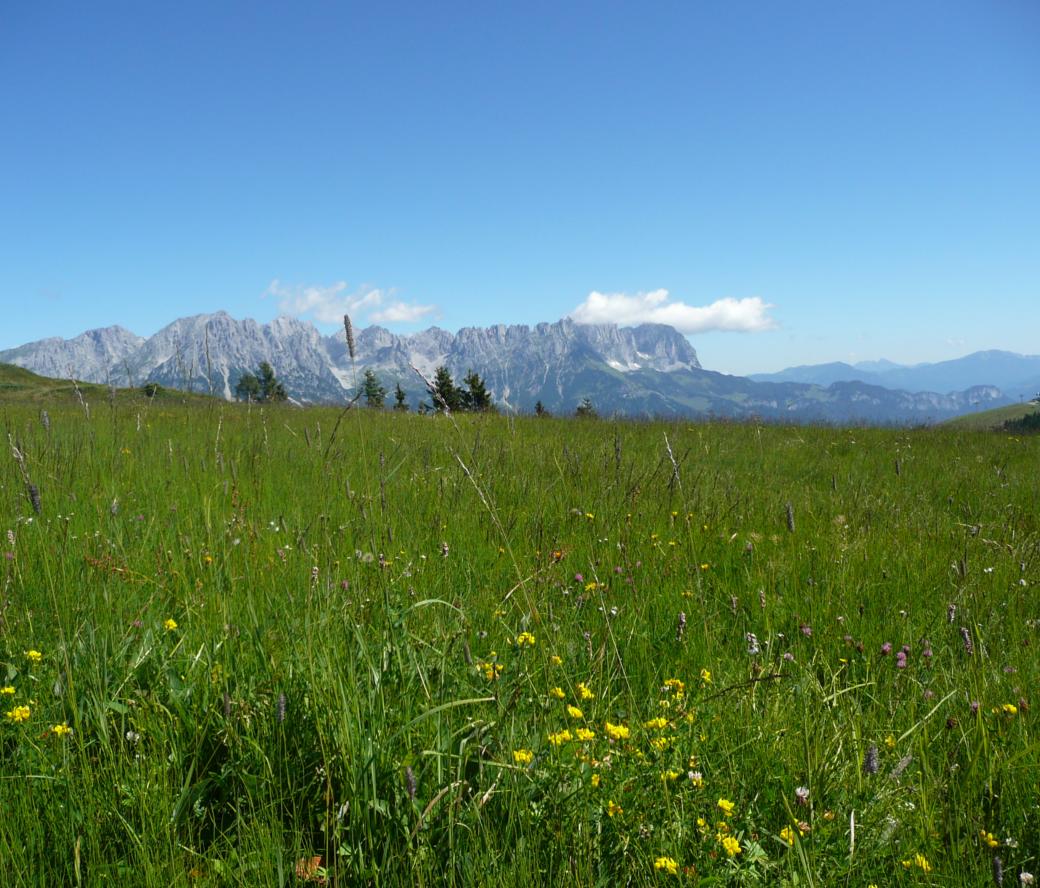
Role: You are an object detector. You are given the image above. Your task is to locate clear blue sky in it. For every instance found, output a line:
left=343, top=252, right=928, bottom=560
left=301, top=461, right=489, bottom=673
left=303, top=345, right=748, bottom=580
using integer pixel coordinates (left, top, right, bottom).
left=1, top=0, right=1037, bottom=373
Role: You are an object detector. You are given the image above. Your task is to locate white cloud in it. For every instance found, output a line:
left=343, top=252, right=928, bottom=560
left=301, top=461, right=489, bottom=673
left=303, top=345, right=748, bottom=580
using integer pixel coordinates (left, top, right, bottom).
left=569, top=289, right=776, bottom=334
left=265, top=279, right=437, bottom=327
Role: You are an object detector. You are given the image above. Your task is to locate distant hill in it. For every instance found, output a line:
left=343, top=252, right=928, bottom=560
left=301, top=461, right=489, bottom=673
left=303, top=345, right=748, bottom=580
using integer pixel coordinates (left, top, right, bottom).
left=0, top=363, right=212, bottom=405
left=752, top=349, right=1040, bottom=400
left=941, top=401, right=1040, bottom=431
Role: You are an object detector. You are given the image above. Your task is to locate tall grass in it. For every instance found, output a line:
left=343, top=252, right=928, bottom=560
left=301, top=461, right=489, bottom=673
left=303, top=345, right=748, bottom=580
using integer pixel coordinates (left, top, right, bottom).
left=0, top=402, right=1036, bottom=885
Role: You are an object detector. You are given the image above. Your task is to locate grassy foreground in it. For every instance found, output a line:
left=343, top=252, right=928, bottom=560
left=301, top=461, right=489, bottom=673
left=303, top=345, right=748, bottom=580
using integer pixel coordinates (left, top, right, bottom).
left=0, top=400, right=1037, bottom=886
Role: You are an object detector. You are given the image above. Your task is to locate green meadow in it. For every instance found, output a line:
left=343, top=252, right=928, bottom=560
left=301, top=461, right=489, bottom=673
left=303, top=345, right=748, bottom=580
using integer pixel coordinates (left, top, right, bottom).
left=0, top=397, right=1037, bottom=886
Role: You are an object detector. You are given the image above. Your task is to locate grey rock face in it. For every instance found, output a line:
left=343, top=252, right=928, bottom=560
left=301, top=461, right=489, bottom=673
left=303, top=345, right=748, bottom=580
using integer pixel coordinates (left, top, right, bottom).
left=0, top=313, right=1012, bottom=423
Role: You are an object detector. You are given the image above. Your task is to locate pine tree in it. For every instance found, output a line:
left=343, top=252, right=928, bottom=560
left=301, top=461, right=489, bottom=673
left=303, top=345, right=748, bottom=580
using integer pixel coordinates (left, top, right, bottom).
left=234, top=372, right=260, bottom=402
left=257, top=362, right=287, bottom=402
left=575, top=397, right=596, bottom=418
left=362, top=369, right=387, bottom=408
left=393, top=383, right=409, bottom=412
left=430, top=366, right=463, bottom=412
left=461, top=370, right=494, bottom=412
left=535, top=400, right=549, bottom=417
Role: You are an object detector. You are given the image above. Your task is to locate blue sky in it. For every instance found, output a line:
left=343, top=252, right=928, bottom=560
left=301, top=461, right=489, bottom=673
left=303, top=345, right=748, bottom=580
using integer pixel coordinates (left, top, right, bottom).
left=1, top=1, right=1037, bottom=374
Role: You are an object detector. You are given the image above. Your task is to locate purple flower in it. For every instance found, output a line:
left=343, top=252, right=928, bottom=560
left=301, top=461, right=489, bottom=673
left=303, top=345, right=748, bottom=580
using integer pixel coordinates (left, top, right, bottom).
left=881, top=642, right=892, bottom=656
left=970, top=700, right=980, bottom=715
left=800, top=623, right=813, bottom=637
left=574, top=573, right=584, bottom=584
left=896, top=651, right=908, bottom=669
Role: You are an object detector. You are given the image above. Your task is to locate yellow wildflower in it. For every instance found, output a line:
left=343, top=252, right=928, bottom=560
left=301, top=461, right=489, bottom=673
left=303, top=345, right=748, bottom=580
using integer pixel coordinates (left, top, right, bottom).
left=576, top=728, right=596, bottom=741
left=884, top=733, right=896, bottom=749
left=5, top=705, right=30, bottom=723
left=550, top=686, right=566, bottom=700
left=25, top=650, right=42, bottom=664
left=717, top=798, right=735, bottom=817
left=643, top=717, right=668, bottom=730
left=590, top=773, right=601, bottom=788
left=780, top=825, right=796, bottom=846
left=902, top=853, right=932, bottom=873
left=663, top=678, right=685, bottom=696
left=515, top=631, right=536, bottom=647
left=604, top=721, right=630, bottom=741
left=163, top=618, right=178, bottom=631
left=661, top=769, right=680, bottom=781
left=567, top=705, right=584, bottom=719
left=550, top=655, right=563, bottom=666
left=653, top=856, right=679, bottom=875
left=1001, top=703, right=1018, bottom=716
left=720, top=835, right=741, bottom=857
left=513, top=749, right=534, bottom=765
left=607, top=799, right=623, bottom=817
left=700, top=668, right=712, bottom=685
left=650, top=736, right=670, bottom=751
left=577, top=682, right=595, bottom=700
left=51, top=723, right=72, bottom=737
left=0, top=686, right=14, bottom=696
left=980, top=830, right=999, bottom=848
left=548, top=729, right=573, bottom=746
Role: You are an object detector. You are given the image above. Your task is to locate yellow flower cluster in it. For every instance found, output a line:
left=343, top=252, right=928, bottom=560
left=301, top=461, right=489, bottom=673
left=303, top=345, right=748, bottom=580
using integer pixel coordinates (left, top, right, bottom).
left=51, top=723, right=72, bottom=737
left=550, top=686, right=566, bottom=700
left=577, top=682, right=595, bottom=700
left=717, top=797, right=735, bottom=817
left=699, top=668, right=712, bottom=685
left=548, top=729, right=572, bottom=746
left=163, top=618, right=178, bottom=631
left=780, top=825, right=796, bottom=846
left=604, top=722, right=630, bottom=741
left=902, top=853, right=932, bottom=873
left=566, top=705, right=584, bottom=719
left=576, top=728, right=596, bottom=741
left=653, top=856, right=678, bottom=875
left=515, top=631, right=536, bottom=647
left=25, top=650, right=42, bottom=664
left=662, top=678, right=685, bottom=697
left=0, top=686, right=14, bottom=696
left=643, top=717, right=668, bottom=730
left=513, top=749, right=533, bottom=765
left=719, top=835, right=741, bottom=857
left=5, top=705, right=30, bottom=723
left=607, top=799, right=623, bottom=817
left=980, top=830, right=999, bottom=848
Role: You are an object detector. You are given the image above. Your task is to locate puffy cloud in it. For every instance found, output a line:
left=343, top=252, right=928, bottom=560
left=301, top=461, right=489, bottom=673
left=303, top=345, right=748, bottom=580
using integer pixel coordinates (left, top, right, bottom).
left=266, top=280, right=437, bottom=327
left=569, top=289, right=776, bottom=334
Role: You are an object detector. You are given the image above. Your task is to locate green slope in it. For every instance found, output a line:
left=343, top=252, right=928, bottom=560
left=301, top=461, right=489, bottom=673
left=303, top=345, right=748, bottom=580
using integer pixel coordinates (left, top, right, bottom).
left=0, top=363, right=216, bottom=405
left=941, top=400, right=1040, bottom=430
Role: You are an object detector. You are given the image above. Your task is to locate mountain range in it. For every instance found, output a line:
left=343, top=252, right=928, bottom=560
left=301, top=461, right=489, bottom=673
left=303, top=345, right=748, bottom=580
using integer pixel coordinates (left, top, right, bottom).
left=751, top=351, right=1040, bottom=401
left=0, top=312, right=1017, bottom=423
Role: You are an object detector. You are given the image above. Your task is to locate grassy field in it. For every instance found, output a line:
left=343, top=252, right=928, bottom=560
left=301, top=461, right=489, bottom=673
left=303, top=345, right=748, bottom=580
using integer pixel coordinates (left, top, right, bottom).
left=0, top=397, right=1037, bottom=886
left=941, top=401, right=1040, bottom=431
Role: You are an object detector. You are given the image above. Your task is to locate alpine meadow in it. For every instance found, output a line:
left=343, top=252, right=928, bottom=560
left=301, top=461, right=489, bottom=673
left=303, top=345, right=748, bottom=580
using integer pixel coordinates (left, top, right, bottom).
left=1, top=388, right=1037, bottom=886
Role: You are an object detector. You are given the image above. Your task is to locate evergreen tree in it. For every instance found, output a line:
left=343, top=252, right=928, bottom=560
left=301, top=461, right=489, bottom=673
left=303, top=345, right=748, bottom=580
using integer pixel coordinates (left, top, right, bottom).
left=575, top=397, right=597, bottom=418
left=257, top=362, right=288, bottom=402
left=429, top=366, right=463, bottom=412
left=393, top=383, right=409, bottom=412
left=234, top=372, right=260, bottom=402
left=461, top=370, right=494, bottom=412
left=362, top=369, right=387, bottom=408
left=535, top=400, right=549, bottom=417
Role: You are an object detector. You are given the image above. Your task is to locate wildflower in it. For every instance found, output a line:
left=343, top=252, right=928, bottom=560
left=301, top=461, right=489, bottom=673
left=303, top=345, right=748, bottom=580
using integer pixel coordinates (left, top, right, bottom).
left=795, top=785, right=810, bottom=806
left=607, top=799, right=623, bottom=817
left=576, top=728, right=596, bottom=741
left=5, top=705, right=30, bottom=723
left=961, top=626, right=974, bottom=654
left=896, top=650, right=907, bottom=669
left=688, top=770, right=704, bottom=787
left=590, top=773, right=601, bottom=788
left=577, top=682, right=595, bottom=700
left=513, top=749, right=534, bottom=765
left=643, top=717, right=668, bottom=730
left=1020, top=872, right=1034, bottom=885
left=880, top=641, right=892, bottom=655
left=676, top=612, right=687, bottom=641
left=780, top=825, right=796, bottom=846
left=566, top=705, right=584, bottom=719
left=1000, top=703, right=1018, bottom=716
left=550, top=655, right=563, bottom=666
left=479, top=662, right=503, bottom=681
left=25, top=650, right=42, bottom=663
left=548, top=729, right=573, bottom=746
left=51, top=722, right=72, bottom=737
left=515, top=631, right=536, bottom=647
left=650, top=736, right=671, bottom=752
left=604, top=722, right=630, bottom=741
left=981, top=830, right=1000, bottom=848
left=0, top=686, right=14, bottom=696
left=720, top=835, right=742, bottom=857
left=700, top=668, right=712, bottom=685
left=717, top=798, right=735, bottom=817
left=163, top=618, right=178, bottom=631
left=654, top=856, right=679, bottom=875
left=661, top=769, right=680, bottom=781
left=901, top=853, right=932, bottom=873
left=550, top=686, right=566, bottom=700
left=663, top=678, right=685, bottom=696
